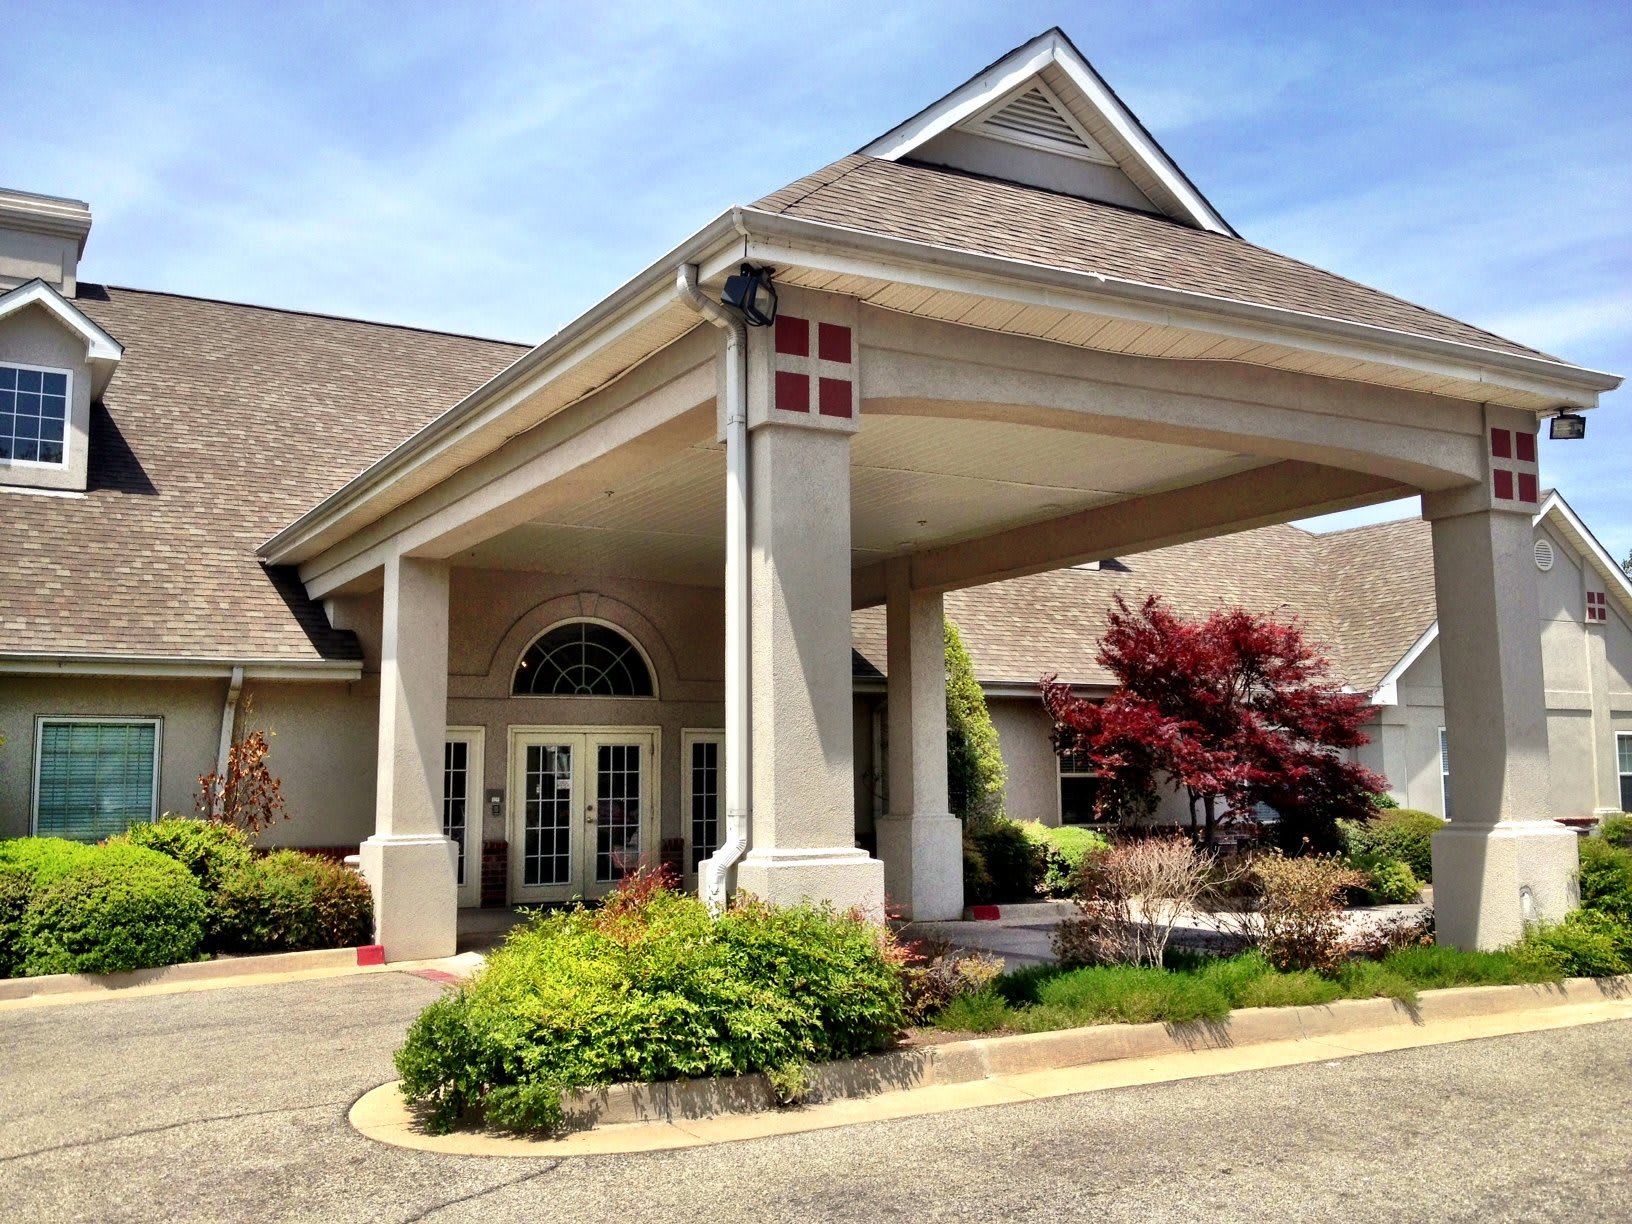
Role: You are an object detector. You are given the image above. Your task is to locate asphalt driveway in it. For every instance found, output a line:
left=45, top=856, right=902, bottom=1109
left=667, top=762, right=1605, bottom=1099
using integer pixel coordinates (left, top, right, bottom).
left=2, top=973, right=1628, bottom=1222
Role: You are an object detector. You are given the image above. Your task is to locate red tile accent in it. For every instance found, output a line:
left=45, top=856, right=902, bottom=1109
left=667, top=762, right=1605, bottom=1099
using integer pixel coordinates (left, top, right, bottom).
left=1515, top=431, right=1536, bottom=463
left=817, top=322, right=852, bottom=364
left=818, top=376, right=853, bottom=418
left=970, top=904, right=1001, bottom=921
left=1492, top=468, right=1514, bottom=500
left=1517, top=471, right=1538, bottom=504
left=776, top=370, right=810, bottom=413
left=356, top=944, right=386, bottom=966
left=774, top=314, right=809, bottom=357
left=1490, top=428, right=1512, bottom=459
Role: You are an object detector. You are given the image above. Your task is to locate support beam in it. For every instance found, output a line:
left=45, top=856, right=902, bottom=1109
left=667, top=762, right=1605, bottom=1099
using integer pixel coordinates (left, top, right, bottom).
left=358, top=553, right=457, bottom=961
left=854, top=461, right=1404, bottom=606
left=874, top=563, right=963, bottom=920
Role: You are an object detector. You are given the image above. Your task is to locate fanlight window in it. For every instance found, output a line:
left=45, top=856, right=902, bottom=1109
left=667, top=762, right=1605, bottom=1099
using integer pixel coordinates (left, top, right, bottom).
left=513, top=622, right=654, bottom=697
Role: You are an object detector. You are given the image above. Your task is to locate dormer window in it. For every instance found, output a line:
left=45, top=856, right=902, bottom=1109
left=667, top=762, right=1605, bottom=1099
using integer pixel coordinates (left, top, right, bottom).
left=0, top=363, right=70, bottom=465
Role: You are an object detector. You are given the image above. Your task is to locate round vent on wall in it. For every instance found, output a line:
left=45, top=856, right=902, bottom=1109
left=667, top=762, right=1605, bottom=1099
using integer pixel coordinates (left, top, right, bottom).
left=1534, top=539, right=1555, bottom=571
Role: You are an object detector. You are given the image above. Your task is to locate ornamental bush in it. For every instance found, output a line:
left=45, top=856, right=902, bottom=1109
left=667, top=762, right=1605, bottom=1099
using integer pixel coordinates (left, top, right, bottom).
left=1599, top=814, right=1632, bottom=851
left=113, top=817, right=255, bottom=894
left=1019, top=822, right=1109, bottom=898
left=945, top=618, right=1005, bottom=821
left=1245, top=852, right=1368, bottom=973
left=3, top=840, right=207, bottom=977
left=395, top=879, right=906, bottom=1134
left=1578, top=837, right=1632, bottom=924
left=212, top=850, right=373, bottom=953
left=1339, top=809, right=1444, bottom=882
left=1364, top=858, right=1422, bottom=906
left=964, top=818, right=1043, bottom=902
left=1518, top=910, right=1631, bottom=979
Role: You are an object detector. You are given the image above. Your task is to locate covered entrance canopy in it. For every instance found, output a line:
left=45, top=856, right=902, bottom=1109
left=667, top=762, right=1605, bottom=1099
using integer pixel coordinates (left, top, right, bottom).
left=260, top=29, right=1619, bottom=959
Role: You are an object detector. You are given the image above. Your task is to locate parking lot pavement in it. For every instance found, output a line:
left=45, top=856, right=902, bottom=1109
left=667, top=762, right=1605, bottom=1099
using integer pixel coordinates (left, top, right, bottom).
left=3, top=972, right=1628, bottom=1222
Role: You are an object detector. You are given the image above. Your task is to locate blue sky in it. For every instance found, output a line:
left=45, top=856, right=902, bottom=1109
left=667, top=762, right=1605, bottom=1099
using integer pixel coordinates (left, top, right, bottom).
left=6, top=1, right=1628, bottom=559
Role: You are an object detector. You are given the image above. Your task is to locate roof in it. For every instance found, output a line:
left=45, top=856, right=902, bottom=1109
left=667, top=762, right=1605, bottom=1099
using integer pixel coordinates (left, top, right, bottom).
left=0, top=286, right=525, bottom=664
left=852, top=515, right=1441, bottom=692
left=756, top=155, right=1559, bottom=364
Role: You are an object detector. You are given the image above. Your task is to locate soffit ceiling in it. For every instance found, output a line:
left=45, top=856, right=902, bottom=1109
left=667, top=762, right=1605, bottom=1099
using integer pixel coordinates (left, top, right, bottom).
left=454, top=413, right=1268, bottom=586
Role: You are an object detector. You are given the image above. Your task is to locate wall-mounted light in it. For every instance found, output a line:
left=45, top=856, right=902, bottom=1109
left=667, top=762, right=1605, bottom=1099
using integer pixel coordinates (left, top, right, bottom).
left=722, top=264, right=778, bottom=327
left=1549, top=411, right=1587, bottom=441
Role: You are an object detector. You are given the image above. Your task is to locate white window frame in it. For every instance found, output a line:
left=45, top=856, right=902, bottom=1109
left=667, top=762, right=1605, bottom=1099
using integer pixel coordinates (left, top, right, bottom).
left=31, top=715, right=163, bottom=838
left=444, top=726, right=485, bottom=907
left=1439, top=727, right=1452, bottom=822
left=510, top=617, right=661, bottom=701
left=1, top=361, right=74, bottom=471
left=682, top=728, right=724, bottom=884
left=1617, top=731, right=1632, bottom=814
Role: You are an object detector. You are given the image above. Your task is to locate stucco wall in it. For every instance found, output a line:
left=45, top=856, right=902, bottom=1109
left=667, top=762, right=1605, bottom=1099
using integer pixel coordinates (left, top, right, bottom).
left=0, top=301, right=94, bottom=493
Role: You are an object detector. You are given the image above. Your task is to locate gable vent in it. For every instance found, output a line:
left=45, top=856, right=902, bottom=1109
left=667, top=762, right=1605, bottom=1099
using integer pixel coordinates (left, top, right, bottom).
left=1534, top=539, right=1554, bottom=571
left=966, top=84, right=1114, bottom=164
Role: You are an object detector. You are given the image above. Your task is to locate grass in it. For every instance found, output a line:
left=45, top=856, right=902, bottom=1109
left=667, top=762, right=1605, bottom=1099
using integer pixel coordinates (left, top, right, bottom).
left=930, top=946, right=1565, bottom=1035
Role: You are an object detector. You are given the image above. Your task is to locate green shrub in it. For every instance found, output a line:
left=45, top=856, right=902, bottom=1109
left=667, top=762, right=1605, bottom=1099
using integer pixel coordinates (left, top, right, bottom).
left=945, top=618, right=1005, bottom=820
left=1018, top=822, right=1109, bottom=897
left=1518, top=911, right=1631, bottom=979
left=213, top=850, right=373, bottom=953
left=395, top=882, right=905, bottom=1134
left=1578, top=837, right=1632, bottom=924
left=961, top=836, right=994, bottom=906
left=1364, top=858, right=1422, bottom=906
left=13, top=841, right=207, bottom=976
left=113, top=817, right=255, bottom=893
left=1340, top=809, right=1444, bottom=882
left=1382, top=943, right=1558, bottom=989
left=1599, top=814, right=1632, bottom=850
left=965, top=818, right=1042, bottom=903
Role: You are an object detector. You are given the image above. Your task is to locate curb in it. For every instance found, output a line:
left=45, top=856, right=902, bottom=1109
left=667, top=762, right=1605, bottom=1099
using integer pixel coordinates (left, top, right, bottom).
left=356, top=973, right=1631, bottom=1146
left=0, top=944, right=383, bottom=1002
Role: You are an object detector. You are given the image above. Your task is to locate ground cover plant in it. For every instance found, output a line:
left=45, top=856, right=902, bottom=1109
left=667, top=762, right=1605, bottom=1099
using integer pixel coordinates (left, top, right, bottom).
left=395, top=871, right=906, bottom=1135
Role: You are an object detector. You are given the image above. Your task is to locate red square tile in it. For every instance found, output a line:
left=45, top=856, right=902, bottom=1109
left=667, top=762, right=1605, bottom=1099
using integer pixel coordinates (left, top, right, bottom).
left=775, top=370, right=810, bottom=412
left=818, top=322, right=852, bottom=364
left=1492, top=468, right=1514, bottom=500
left=774, top=315, right=809, bottom=357
left=818, top=376, right=853, bottom=418
left=1515, top=431, right=1536, bottom=463
left=1517, top=471, right=1538, bottom=504
left=356, top=944, right=386, bottom=966
left=1490, top=428, right=1512, bottom=459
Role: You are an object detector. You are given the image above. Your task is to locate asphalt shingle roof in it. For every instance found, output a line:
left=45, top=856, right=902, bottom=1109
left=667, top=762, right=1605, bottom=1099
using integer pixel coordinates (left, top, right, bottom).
left=755, top=156, right=1556, bottom=363
left=0, top=286, right=525, bottom=661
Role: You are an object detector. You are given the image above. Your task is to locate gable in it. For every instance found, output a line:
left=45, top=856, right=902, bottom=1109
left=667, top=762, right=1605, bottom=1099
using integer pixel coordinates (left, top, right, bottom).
left=860, top=27, right=1232, bottom=233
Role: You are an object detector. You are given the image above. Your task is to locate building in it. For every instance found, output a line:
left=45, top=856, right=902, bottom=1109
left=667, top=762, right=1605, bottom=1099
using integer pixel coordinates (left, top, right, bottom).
left=0, top=29, right=1622, bottom=956
left=858, top=493, right=1631, bottom=832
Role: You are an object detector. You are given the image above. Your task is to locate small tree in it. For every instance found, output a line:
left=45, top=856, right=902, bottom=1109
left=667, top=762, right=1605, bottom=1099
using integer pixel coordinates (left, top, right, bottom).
left=1044, top=594, right=1385, bottom=850
left=1622, top=547, right=1631, bottom=579
left=197, top=713, right=287, bottom=834
left=945, top=617, right=1005, bottom=821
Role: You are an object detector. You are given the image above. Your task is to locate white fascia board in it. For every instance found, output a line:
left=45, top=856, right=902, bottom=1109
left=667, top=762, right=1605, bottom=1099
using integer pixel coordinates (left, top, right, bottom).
left=1536, top=491, right=1632, bottom=616
left=859, top=29, right=1233, bottom=236
left=736, top=209, right=1623, bottom=404
left=0, top=278, right=124, bottom=364
left=0, top=653, right=362, bottom=681
left=1369, top=622, right=1440, bottom=707
left=260, top=210, right=744, bottom=566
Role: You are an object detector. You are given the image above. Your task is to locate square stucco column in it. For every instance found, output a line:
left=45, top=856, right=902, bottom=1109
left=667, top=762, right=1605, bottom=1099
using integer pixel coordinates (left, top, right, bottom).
left=358, top=553, right=458, bottom=961
left=734, top=418, right=885, bottom=915
left=875, top=561, right=963, bottom=920
left=1424, top=411, right=1577, bottom=949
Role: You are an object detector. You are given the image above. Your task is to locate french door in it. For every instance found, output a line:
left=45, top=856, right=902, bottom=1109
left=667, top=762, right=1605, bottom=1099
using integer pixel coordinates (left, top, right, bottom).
left=507, top=727, right=659, bottom=903
left=443, top=727, right=485, bottom=908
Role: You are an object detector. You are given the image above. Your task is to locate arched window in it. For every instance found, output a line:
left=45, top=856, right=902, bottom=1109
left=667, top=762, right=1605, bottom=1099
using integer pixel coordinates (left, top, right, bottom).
left=512, top=621, right=655, bottom=697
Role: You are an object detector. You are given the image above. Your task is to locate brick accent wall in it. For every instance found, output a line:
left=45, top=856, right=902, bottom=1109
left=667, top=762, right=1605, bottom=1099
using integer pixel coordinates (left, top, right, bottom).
left=480, top=840, right=508, bottom=908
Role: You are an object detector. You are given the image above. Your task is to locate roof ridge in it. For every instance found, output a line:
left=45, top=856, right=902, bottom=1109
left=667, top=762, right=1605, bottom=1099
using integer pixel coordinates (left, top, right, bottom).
left=83, top=283, right=534, bottom=350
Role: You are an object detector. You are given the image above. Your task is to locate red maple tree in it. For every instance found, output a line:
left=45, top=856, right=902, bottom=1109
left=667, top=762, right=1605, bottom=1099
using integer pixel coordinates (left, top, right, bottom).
left=1042, top=594, right=1384, bottom=850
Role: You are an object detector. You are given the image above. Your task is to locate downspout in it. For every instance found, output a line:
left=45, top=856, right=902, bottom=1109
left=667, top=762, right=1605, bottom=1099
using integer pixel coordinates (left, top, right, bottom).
left=214, top=665, right=245, bottom=812
left=676, top=264, right=750, bottom=913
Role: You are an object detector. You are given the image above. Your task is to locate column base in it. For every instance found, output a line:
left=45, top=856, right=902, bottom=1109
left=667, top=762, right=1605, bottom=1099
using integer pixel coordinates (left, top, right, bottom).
left=358, top=833, right=459, bottom=962
left=875, top=813, right=964, bottom=921
left=1431, top=822, right=1580, bottom=951
left=734, top=847, right=886, bottom=920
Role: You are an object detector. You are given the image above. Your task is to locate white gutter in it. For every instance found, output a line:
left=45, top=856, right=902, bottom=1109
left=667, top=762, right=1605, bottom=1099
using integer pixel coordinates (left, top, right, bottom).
left=0, top=653, right=362, bottom=681
left=676, top=264, right=750, bottom=914
left=215, top=665, right=245, bottom=781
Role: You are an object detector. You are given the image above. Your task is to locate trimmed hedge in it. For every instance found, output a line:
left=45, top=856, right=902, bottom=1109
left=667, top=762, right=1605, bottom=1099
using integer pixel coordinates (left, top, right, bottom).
left=212, top=849, right=374, bottom=953
left=115, top=818, right=254, bottom=894
left=1340, top=808, right=1445, bottom=882
left=0, top=839, right=207, bottom=977
left=396, top=881, right=905, bottom=1134
left=1018, top=822, right=1109, bottom=898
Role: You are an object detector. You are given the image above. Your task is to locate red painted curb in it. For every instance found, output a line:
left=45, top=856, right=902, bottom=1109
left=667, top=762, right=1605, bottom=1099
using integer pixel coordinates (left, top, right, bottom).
left=970, top=905, right=1001, bottom=921
left=356, top=945, right=386, bottom=966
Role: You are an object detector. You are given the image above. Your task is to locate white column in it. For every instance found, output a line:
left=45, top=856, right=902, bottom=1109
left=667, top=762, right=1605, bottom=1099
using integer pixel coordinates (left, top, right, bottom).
left=358, top=552, right=458, bottom=961
left=733, top=419, right=885, bottom=914
left=875, top=560, right=964, bottom=919
left=1424, top=409, right=1577, bottom=949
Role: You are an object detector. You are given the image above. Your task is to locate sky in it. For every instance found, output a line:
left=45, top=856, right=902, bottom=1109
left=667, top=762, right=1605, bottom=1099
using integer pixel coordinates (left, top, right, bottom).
left=5, top=1, right=1629, bottom=560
